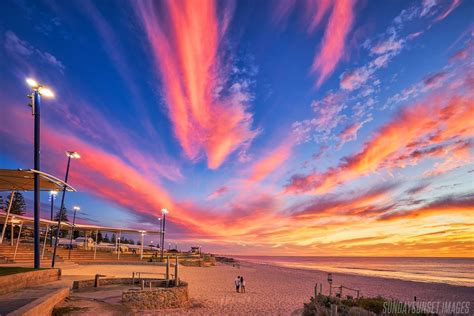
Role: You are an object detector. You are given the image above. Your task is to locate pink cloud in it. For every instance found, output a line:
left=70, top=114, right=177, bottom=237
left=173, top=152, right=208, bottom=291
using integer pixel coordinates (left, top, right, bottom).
left=337, top=119, right=370, bottom=146
left=207, top=186, right=229, bottom=201
left=248, top=141, right=294, bottom=183
left=434, top=0, right=461, bottom=22
left=371, top=37, right=404, bottom=55
left=312, top=0, right=357, bottom=87
left=134, top=0, right=257, bottom=169
left=340, top=68, right=371, bottom=91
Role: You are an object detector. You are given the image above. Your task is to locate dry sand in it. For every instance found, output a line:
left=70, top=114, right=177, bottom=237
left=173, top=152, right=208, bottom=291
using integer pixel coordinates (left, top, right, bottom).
left=60, top=261, right=474, bottom=315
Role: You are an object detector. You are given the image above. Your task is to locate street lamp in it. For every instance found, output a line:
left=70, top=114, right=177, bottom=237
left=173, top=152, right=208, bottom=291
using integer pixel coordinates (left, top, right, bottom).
left=68, top=206, right=80, bottom=259
left=49, top=191, right=57, bottom=247
left=52, top=151, right=80, bottom=267
left=160, top=208, right=168, bottom=260
left=157, top=217, right=162, bottom=252
left=26, top=78, right=54, bottom=269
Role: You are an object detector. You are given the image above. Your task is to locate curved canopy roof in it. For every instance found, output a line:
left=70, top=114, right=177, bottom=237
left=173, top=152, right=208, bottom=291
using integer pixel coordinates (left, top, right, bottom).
left=0, top=169, right=76, bottom=192
left=0, top=212, right=161, bottom=234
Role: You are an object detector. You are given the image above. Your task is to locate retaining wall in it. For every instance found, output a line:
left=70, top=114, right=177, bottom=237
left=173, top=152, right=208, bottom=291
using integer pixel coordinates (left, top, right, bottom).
left=7, top=287, right=69, bottom=316
left=0, top=269, right=61, bottom=295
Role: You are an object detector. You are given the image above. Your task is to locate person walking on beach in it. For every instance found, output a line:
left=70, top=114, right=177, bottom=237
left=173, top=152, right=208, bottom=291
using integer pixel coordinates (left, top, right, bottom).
left=240, top=276, right=246, bottom=293
left=235, top=276, right=241, bottom=293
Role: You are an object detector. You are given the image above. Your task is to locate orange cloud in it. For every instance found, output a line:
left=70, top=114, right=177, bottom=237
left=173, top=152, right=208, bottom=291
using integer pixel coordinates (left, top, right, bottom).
left=248, top=141, right=293, bottom=183
left=286, top=68, right=474, bottom=194
left=134, top=0, right=257, bottom=169
left=312, top=0, right=357, bottom=87
left=378, top=194, right=474, bottom=222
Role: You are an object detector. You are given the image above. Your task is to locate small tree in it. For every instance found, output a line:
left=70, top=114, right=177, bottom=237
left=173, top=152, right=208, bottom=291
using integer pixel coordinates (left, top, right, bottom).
left=4, top=192, right=26, bottom=215
left=103, top=233, right=110, bottom=243
left=97, top=232, right=103, bottom=243
left=54, top=206, right=69, bottom=222
left=0, top=195, right=4, bottom=211
left=111, top=233, right=116, bottom=243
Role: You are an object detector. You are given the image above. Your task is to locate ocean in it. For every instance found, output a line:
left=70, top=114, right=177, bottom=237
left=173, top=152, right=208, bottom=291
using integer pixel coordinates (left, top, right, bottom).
left=232, top=256, right=474, bottom=287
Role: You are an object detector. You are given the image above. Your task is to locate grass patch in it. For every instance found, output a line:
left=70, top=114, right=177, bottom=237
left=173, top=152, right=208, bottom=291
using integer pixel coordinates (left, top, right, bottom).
left=0, top=267, right=46, bottom=276
left=52, top=306, right=88, bottom=316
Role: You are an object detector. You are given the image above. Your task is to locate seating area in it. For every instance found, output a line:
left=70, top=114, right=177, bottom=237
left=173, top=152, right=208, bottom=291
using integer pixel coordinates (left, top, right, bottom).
left=0, top=244, right=62, bottom=265
left=0, top=243, right=142, bottom=265
left=48, top=247, right=142, bottom=263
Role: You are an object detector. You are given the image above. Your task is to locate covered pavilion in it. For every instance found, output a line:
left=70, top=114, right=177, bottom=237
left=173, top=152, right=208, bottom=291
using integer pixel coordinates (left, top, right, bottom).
left=0, top=169, right=161, bottom=264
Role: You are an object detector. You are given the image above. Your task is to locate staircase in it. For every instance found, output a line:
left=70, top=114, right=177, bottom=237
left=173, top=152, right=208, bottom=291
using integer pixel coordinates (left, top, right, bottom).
left=0, top=243, right=62, bottom=266
left=45, top=247, right=142, bottom=263
left=0, top=242, right=143, bottom=265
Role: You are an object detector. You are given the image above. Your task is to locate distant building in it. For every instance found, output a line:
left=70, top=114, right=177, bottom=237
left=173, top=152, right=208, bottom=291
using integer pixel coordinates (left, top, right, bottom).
left=190, top=246, right=201, bottom=254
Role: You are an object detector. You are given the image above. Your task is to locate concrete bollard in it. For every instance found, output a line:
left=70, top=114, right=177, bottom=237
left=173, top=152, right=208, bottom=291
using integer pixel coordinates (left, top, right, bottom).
left=330, top=304, right=338, bottom=316
left=94, top=274, right=100, bottom=287
left=94, top=274, right=106, bottom=287
left=141, top=280, right=145, bottom=290
left=174, top=255, right=179, bottom=286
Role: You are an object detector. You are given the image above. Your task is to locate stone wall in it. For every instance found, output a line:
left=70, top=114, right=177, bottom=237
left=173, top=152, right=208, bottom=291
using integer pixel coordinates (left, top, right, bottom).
left=0, top=269, right=61, bottom=295
left=122, top=282, right=189, bottom=309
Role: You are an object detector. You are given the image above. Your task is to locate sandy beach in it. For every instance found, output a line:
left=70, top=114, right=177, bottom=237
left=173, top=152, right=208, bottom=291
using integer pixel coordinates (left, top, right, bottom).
left=60, top=261, right=474, bottom=315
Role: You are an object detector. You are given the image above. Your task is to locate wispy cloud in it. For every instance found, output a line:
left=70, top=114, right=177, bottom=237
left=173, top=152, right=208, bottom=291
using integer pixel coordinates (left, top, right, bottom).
left=311, top=0, right=357, bottom=87
left=248, top=141, right=294, bottom=183
left=286, top=62, right=473, bottom=194
left=133, top=0, right=258, bottom=169
left=4, top=30, right=65, bottom=72
left=272, top=0, right=358, bottom=87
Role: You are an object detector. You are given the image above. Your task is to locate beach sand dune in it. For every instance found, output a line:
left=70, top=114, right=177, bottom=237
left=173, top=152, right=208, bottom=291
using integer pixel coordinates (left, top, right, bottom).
left=61, top=262, right=474, bottom=315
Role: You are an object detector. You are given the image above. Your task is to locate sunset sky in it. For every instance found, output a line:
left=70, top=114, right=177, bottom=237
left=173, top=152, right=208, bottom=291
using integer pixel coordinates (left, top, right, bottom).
left=0, top=0, right=472, bottom=256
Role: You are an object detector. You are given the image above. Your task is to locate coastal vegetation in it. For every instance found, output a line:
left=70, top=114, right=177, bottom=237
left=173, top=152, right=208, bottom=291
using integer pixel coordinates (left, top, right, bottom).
left=303, top=294, right=432, bottom=316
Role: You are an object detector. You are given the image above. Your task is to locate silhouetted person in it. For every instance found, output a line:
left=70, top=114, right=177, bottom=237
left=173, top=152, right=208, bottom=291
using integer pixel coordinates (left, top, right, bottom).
left=235, top=276, right=240, bottom=292
left=240, top=276, right=246, bottom=293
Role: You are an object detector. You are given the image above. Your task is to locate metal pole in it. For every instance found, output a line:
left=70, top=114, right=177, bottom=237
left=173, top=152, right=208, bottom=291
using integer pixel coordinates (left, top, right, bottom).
left=0, top=191, right=14, bottom=244
left=140, top=234, right=144, bottom=260
left=13, top=222, right=23, bottom=261
left=158, top=219, right=162, bottom=257
left=50, top=193, right=54, bottom=247
left=94, top=229, right=98, bottom=260
left=160, top=213, right=166, bottom=261
left=117, top=231, right=121, bottom=260
left=52, top=156, right=71, bottom=268
left=33, top=90, right=41, bottom=269
left=42, top=224, right=49, bottom=259
left=68, top=209, right=77, bottom=259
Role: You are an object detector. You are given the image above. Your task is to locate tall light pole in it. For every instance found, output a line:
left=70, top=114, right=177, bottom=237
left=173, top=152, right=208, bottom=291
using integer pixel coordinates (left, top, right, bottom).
left=157, top=217, right=162, bottom=253
left=68, top=206, right=80, bottom=259
left=160, top=208, right=168, bottom=261
left=52, top=151, right=80, bottom=267
left=49, top=191, right=57, bottom=247
left=26, top=78, right=54, bottom=269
